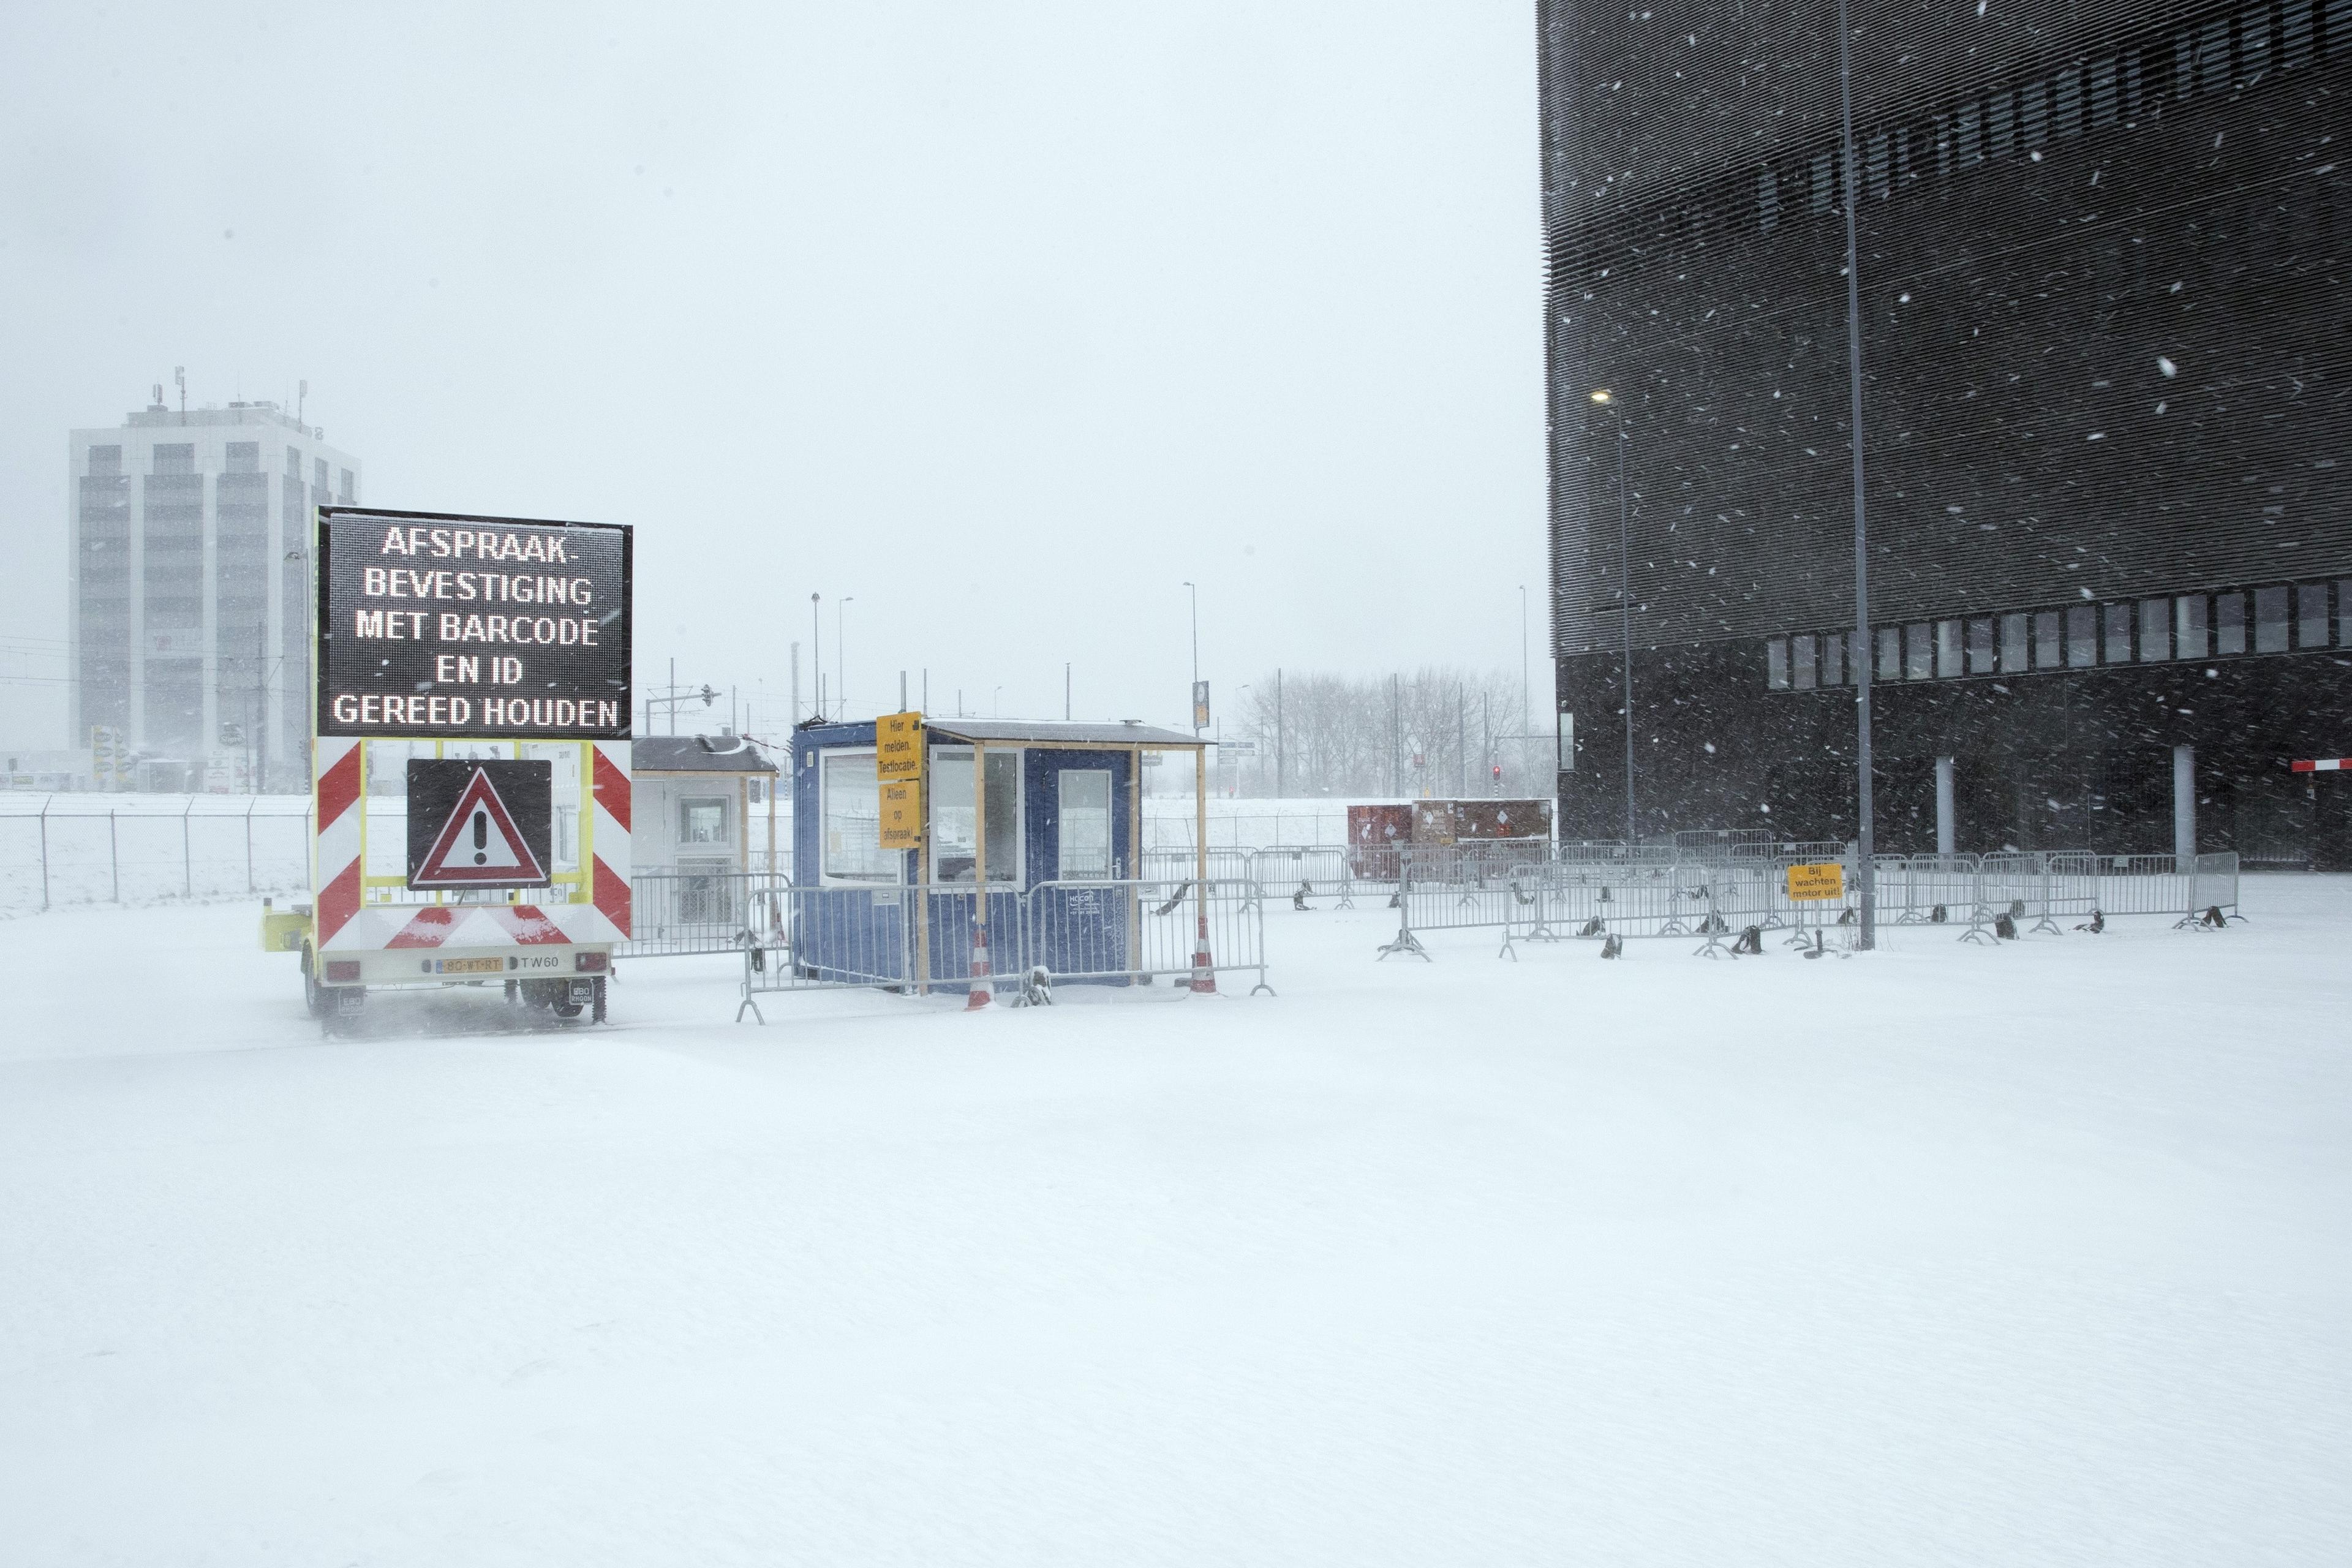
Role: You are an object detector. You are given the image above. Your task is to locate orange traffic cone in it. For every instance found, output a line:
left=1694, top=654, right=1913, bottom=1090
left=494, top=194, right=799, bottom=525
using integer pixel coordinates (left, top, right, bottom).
left=1189, top=913, right=1217, bottom=995
left=967, top=922, right=993, bottom=1010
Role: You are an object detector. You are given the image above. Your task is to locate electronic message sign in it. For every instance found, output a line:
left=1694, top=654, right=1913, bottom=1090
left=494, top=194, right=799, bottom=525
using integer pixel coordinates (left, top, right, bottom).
left=315, top=507, right=631, bottom=739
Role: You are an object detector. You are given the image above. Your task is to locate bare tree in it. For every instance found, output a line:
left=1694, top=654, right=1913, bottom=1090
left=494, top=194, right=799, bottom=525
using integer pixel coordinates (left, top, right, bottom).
left=1235, top=668, right=1548, bottom=799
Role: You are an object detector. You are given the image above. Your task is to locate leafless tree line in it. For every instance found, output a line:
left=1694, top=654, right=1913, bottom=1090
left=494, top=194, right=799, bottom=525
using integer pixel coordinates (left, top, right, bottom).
left=1214, top=667, right=1554, bottom=800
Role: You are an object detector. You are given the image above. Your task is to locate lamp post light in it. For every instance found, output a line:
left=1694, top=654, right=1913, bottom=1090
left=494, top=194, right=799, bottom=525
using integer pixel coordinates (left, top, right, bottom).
left=1591, top=388, right=1636, bottom=846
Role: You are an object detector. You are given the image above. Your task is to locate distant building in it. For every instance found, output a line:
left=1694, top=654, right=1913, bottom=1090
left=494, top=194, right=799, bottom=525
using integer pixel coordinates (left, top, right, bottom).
left=69, top=399, right=360, bottom=790
left=1537, top=0, right=2352, bottom=865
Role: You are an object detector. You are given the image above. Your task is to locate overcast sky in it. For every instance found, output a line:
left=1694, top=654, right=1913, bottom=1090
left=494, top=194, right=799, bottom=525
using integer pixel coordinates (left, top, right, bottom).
left=1, top=0, right=1547, bottom=748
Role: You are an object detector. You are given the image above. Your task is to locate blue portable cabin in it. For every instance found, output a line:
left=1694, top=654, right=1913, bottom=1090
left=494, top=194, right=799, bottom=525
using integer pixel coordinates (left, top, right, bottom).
left=788, top=717, right=1211, bottom=992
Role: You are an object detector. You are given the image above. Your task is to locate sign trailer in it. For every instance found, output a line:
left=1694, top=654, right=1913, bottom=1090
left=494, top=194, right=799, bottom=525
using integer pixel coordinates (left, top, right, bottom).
left=263, top=507, right=635, bottom=1033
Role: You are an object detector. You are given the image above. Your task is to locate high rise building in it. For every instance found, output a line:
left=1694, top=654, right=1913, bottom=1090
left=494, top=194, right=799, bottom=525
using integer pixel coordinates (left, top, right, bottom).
left=69, top=398, right=360, bottom=791
left=1537, top=1, right=2351, bottom=865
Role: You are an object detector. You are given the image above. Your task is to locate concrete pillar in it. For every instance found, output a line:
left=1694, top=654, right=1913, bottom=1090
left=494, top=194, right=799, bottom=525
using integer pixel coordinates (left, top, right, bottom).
left=1935, top=756, right=1956, bottom=857
left=2173, top=744, right=2196, bottom=862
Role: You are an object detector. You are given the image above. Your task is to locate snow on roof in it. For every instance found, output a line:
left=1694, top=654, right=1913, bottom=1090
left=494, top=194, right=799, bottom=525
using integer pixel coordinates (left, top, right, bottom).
left=920, top=718, right=1205, bottom=748
left=632, top=735, right=778, bottom=773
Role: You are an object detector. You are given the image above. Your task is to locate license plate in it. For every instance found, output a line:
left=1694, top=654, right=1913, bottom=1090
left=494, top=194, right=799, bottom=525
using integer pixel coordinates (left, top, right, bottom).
left=435, top=957, right=503, bottom=974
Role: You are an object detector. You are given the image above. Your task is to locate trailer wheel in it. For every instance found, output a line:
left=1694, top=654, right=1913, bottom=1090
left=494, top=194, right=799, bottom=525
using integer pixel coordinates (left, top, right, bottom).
left=301, top=947, right=331, bottom=1019
left=552, top=1000, right=584, bottom=1019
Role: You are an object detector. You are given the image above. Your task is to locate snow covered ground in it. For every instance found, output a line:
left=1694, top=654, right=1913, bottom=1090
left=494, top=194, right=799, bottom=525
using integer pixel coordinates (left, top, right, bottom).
left=4, top=881, right=2348, bottom=1565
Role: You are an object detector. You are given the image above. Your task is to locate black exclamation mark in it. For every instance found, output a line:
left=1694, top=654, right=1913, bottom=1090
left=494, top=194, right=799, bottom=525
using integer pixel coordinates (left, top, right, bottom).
left=472, top=809, right=488, bottom=864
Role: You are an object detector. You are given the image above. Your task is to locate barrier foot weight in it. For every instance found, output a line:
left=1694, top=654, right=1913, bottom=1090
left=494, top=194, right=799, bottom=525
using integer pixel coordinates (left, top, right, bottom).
left=1376, top=929, right=1432, bottom=962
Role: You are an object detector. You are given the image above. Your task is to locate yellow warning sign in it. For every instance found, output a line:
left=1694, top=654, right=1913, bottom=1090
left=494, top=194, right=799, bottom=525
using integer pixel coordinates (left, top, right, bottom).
left=880, top=779, right=922, bottom=850
left=1785, top=862, right=1846, bottom=902
left=876, top=710, right=924, bottom=782
left=877, top=710, right=924, bottom=850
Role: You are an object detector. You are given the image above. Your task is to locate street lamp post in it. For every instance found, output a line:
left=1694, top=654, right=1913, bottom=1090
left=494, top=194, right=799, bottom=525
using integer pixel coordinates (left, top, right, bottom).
left=1838, top=0, right=1878, bottom=951
left=1592, top=389, right=1636, bottom=845
left=1182, top=581, right=1200, bottom=736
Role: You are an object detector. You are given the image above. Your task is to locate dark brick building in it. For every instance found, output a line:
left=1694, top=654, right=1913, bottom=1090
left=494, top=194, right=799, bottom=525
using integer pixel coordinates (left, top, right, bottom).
left=1538, top=0, right=2351, bottom=864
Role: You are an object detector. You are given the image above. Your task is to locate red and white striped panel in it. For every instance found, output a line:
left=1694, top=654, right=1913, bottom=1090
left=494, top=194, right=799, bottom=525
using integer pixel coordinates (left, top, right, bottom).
left=590, top=739, right=631, bottom=940
left=324, top=898, right=624, bottom=951
left=314, top=736, right=365, bottom=948
left=2291, top=758, right=2347, bottom=773
left=313, top=737, right=631, bottom=952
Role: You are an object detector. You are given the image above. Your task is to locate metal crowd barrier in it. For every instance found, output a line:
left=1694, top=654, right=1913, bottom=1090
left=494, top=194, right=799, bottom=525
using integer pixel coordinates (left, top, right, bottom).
left=736, top=875, right=1271, bottom=1020
left=1249, top=845, right=1357, bottom=907
left=624, top=869, right=792, bottom=957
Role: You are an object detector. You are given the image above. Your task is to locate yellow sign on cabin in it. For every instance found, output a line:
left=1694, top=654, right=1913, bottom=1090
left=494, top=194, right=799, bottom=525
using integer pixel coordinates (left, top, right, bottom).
left=1785, top=862, right=1846, bottom=902
left=877, top=711, right=924, bottom=849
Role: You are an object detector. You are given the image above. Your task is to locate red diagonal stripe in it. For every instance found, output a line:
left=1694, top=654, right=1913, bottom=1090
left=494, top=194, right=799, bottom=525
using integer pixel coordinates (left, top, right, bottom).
left=593, top=854, right=631, bottom=938
left=385, top=907, right=459, bottom=948
left=317, top=859, right=364, bottom=944
left=491, top=905, right=571, bottom=944
left=594, top=746, right=631, bottom=833
left=317, top=744, right=362, bottom=829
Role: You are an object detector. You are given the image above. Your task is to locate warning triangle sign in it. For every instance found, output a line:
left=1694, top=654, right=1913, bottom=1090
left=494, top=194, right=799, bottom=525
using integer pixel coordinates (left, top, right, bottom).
left=413, top=766, right=550, bottom=887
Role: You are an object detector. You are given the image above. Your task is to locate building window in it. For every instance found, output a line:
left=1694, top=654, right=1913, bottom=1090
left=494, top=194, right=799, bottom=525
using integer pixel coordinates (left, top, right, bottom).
left=2215, top=591, right=2247, bottom=655
left=2000, top=613, right=2029, bottom=671
left=1792, top=634, right=1817, bottom=690
left=1877, top=627, right=1901, bottom=680
left=1904, top=624, right=1932, bottom=679
left=820, top=751, right=893, bottom=883
left=314, top=458, right=330, bottom=492
left=2138, top=599, right=2170, bottom=660
left=2103, top=603, right=2133, bottom=663
left=2035, top=610, right=2063, bottom=669
left=153, top=443, right=195, bottom=475
left=2297, top=583, right=2329, bottom=648
left=2339, top=581, right=2352, bottom=649
left=339, top=467, right=356, bottom=503
left=1766, top=637, right=1789, bottom=690
left=1822, top=632, right=1845, bottom=686
left=2066, top=605, right=2097, bottom=667
left=2255, top=586, right=2290, bottom=653
left=928, top=747, right=1021, bottom=884
left=88, top=445, right=123, bottom=477
left=2174, top=595, right=2209, bottom=660
left=1057, top=769, right=1114, bottom=881
left=1935, top=619, right=1962, bottom=677
left=226, top=442, right=260, bottom=474
left=679, top=796, right=727, bottom=845
left=285, top=447, right=303, bottom=478
left=1966, top=617, right=1994, bottom=675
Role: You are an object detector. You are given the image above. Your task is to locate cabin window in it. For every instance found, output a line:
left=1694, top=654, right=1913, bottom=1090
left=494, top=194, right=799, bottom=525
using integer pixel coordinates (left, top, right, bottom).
left=820, top=751, right=892, bottom=883
left=929, top=747, right=1022, bottom=884
left=1057, top=770, right=1114, bottom=881
left=679, top=796, right=727, bottom=845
